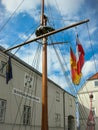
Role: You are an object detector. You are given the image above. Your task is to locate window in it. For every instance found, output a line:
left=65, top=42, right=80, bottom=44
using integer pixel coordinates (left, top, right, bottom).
left=94, top=81, right=98, bottom=86
left=23, top=105, right=31, bottom=125
left=55, top=113, right=61, bottom=127
left=69, top=98, right=72, bottom=107
left=56, top=91, right=60, bottom=102
left=0, top=61, right=6, bottom=76
left=0, top=99, right=6, bottom=122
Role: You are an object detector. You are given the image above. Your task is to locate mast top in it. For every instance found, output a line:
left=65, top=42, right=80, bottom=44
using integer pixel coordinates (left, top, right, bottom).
left=35, top=14, right=55, bottom=37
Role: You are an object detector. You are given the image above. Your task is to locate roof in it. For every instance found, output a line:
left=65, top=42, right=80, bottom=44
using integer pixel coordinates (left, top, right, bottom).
left=0, top=46, right=75, bottom=98
left=78, top=72, right=98, bottom=93
left=87, top=72, right=98, bottom=81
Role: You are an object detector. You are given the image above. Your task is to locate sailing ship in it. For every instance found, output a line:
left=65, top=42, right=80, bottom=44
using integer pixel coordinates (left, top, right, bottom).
left=0, top=0, right=96, bottom=130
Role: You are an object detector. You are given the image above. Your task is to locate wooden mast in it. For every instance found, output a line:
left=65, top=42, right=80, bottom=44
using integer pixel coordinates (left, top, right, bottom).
left=41, top=0, right=48, bottom=130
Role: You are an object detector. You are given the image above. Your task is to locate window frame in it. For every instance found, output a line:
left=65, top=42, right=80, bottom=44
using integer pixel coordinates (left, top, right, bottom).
left=23, top=105, right=31, bottom=125
left=55, top=113, right=61, bottom=127
left=0, top=61, right=6, bottom=76
left=94, top=81, right=98, bottom=87
left=0, top=98, right=6, bottom=123
left=69, top=98, right=72, bottom=107
left=56, top=91, right=60, bottom=102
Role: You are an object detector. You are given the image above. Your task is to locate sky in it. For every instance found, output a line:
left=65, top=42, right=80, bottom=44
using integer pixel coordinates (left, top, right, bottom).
left=0, top=0, right=98, bottom=95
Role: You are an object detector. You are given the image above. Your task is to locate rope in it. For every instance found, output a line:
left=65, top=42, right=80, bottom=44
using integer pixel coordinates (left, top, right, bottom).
left=18, top=44, right=41, bottom=130
left=53, top=45, right=76, bottom=95
left=4, top=36, right=41, bottom=130
left=52, top=44, right=90, bottom=128
left=72, top=28, right=96, bottom=128
left=12, top=28, right=37, bottom=56
left=9, top=22, right=38, bottom=48
left=29, top=44, right=41, bottom=130
left=1, top=25, right=37, bottom=73
left=86, top=23, right=98, bottom=74
left=0, top=0, right=25, bottom=33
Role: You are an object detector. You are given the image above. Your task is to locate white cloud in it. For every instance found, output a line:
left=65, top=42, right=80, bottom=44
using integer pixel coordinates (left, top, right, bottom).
left=46, top=0, right=85, bottom=16
left=47, top=46, right=70, bottom=76
left=0, top=42, right=9, bottom=49
left=1, top=0, right=85, bottom=18
left=1, top=0, right=41, bottom=21
left=47, top=47, right=61, bottom=75
left=82, top=57, right=98, bottom=78
left=0, top=37, right=10, bottom=49
left=82, top=61, right=94, bottom=77
left=90, top=26, right=97, bottom=34
left=94, top=53, right=98, bottom=60
left=46, top=46, right=72, bottom=89
left=14, top=44, right=71, bottom=89
left=1, top=0, right=40, bottom=13
left=18, top=33, right=28, bottom=40
left=49, top=74, right=67, bottom=89
left=18, top=33, right=36, bottom=41
left=0, top=11, right=6, bottom=24
left=15, top=43, right=42, bottom=69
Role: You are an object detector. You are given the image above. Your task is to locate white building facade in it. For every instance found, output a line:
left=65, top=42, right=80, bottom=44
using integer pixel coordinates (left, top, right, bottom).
left=0, top=46, right=77, bottom=130
left=78, top=73, right=98, bottom=130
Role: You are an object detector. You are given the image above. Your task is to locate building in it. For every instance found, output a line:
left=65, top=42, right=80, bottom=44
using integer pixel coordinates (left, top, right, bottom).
left=78, top=73, right=98, bottom=130
left=0, top=46, right=77, bottom=130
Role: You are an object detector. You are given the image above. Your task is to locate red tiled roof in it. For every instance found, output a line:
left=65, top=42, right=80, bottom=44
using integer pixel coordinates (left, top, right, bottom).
left=88, top=72, right=98, bottom=80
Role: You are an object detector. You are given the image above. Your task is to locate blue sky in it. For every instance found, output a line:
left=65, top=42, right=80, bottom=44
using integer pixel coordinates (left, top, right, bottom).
left=0, top=0, right=98, bottom=94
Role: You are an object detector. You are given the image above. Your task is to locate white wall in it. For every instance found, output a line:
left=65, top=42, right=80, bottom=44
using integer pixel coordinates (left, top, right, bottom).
left=0, top=50, right=77, bottom=130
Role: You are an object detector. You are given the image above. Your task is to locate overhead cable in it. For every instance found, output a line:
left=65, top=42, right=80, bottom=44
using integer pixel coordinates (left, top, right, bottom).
left=0, top=0, right=24, bottom=33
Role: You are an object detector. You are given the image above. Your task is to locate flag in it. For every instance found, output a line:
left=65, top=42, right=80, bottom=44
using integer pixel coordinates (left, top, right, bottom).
left=6, top=56, right=13, bottom=84
left=70, top=47, right=81, bottom=85
left=76, top=37, right=85, bottom=74
left=70, top=47, right=76, bottom=67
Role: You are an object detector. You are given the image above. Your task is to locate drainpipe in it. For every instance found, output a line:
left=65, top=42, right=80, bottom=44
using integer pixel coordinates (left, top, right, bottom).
left=63, top=91, right=65, bottom=130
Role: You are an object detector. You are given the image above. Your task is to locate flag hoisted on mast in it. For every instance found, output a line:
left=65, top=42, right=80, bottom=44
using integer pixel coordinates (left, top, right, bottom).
left=70, top=36, right=85, bottom=85
left=70, top=47, right=82, bottom=85
left=6, top=56, right=13, bottom=84
left=76, top=35, right=85, bottom=75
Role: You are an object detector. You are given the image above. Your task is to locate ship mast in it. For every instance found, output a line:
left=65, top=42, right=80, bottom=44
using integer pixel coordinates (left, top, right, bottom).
left=3, top=1, right=90, bottom=130
left=41, top=0, right=48, bottom=130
